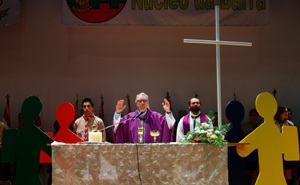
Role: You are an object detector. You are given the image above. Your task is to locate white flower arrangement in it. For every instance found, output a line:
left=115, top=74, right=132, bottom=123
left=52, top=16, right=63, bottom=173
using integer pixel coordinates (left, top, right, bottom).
left=180, top=111, right=229, bottom=147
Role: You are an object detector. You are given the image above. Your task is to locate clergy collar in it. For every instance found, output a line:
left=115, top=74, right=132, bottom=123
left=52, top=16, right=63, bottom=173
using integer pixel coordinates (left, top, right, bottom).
left=138, top=110, right=147, bottom=117
left=190, top=111, right=201, bottom=118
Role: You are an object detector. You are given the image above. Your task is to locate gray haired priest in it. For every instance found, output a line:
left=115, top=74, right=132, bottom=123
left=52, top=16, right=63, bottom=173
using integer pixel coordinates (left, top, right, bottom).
left=113, top=92, right=175, bottom=143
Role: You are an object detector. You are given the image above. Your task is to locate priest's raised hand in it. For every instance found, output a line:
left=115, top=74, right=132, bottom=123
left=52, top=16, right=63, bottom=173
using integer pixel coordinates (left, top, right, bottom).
left=115, top=99, right=127, bottom=114
left=162, top=98, right=171, bottom=113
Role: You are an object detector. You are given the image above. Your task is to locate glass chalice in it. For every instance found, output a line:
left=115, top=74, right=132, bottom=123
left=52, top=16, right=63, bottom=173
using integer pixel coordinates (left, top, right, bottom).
left=138, top=127, right=144, bottom=143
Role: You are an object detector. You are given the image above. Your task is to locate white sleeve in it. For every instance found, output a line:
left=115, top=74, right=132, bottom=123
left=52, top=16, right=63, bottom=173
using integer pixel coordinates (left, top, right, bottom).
left=176, top=118, right=185, bottom=142
left=165, top=112, right=175, bottom=129
left=113, top=112, right=121, bottom=133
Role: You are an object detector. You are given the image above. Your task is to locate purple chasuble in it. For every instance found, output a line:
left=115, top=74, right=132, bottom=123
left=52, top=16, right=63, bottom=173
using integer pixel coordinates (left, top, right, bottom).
left=113, top=108, right=175, bottom=143
left=182, top=113, right=209, bottom=135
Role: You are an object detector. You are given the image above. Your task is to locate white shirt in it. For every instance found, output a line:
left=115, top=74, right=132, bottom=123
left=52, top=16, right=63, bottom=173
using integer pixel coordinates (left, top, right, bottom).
left=176, top=112, right=212, bottom=142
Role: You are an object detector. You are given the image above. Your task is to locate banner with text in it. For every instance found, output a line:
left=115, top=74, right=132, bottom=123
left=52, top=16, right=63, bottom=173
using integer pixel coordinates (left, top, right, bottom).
left=62, top=0, right=270, bottom=26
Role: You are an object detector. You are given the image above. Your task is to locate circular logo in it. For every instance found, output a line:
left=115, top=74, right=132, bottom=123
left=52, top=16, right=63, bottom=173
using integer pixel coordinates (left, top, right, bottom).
left=67, top=0, right=127, bottom=23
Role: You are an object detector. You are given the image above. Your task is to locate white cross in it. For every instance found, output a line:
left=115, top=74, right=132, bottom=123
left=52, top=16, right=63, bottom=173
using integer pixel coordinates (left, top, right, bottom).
left=184, top=6, right=252, bottom=129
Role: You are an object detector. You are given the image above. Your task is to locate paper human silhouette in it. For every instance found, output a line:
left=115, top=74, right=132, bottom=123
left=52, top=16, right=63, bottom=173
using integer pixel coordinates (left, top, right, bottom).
left=1, top=96, right=53, bottom=185
left=237, top=92, right=299, bottom=185
left=54, top=102, right=83, bottom=143
left=225, top=100, right=248, bottom=185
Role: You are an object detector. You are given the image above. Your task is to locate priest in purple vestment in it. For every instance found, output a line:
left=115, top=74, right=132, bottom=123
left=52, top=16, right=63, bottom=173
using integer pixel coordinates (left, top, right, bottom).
left=176, top=97, right=212, bottom=142
left=113, top=92, right=176, bottom=143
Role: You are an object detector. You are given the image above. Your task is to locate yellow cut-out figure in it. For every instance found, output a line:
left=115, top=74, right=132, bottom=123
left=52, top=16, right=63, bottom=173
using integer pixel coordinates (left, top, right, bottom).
left=237, top=92, right=299, bottom=185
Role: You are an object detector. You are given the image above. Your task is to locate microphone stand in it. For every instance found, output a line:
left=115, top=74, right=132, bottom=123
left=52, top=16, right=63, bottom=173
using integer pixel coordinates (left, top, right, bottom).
left=99, top=112, right=144, bottom=143
left=99, top=116, right=136, bottom=131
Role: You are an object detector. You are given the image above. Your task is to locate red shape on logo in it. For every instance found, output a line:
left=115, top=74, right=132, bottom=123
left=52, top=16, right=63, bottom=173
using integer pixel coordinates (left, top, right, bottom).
left=68, top=0, right=127, bottom=23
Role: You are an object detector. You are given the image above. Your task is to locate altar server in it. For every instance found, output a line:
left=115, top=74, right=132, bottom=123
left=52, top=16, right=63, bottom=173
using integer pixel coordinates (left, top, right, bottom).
left=176, top=97, right=212, bottom=142
left=74, top=98, right=106, bottom=142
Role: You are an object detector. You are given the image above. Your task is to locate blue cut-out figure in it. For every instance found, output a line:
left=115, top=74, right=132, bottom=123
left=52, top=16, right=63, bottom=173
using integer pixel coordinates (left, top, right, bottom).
left=225, top=100, right=248, bottom=185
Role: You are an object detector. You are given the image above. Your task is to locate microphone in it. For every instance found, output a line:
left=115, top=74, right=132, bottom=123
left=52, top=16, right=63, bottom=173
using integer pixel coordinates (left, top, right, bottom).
left=132, top=111, right=144, bottom=120
left=100, top=112, right=145, bottom=132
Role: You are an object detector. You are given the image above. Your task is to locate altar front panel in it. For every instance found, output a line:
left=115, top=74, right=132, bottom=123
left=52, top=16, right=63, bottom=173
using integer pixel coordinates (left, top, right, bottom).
left=52, top=143, right=228, bottom=185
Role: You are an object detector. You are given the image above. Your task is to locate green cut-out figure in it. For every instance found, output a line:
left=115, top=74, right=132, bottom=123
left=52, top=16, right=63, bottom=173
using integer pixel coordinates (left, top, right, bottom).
left=1, top=96, right=53, bottom=185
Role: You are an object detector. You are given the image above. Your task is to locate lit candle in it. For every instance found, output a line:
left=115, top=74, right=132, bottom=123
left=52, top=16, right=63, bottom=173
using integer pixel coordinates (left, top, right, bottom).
left=88, top=131, right=102, bottom=142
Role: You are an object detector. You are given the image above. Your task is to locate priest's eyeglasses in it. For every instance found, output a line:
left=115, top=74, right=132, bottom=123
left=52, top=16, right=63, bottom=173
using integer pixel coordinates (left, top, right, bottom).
left=137, top=100, right=148, bottom=103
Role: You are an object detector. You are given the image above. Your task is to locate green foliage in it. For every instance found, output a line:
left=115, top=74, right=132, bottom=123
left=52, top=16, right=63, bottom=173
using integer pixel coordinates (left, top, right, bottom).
left=180, top=110, right=230, bottom=147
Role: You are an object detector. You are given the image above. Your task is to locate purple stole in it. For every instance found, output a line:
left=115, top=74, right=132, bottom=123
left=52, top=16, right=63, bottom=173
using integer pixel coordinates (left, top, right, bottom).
left=183, top=113, right=209, bottom=135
